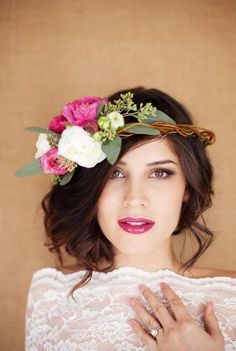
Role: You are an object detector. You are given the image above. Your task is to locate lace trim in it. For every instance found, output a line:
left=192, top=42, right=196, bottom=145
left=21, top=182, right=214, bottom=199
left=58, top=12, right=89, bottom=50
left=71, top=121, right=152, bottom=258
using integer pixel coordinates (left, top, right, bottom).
left=31, top=266, right=236, bottom=290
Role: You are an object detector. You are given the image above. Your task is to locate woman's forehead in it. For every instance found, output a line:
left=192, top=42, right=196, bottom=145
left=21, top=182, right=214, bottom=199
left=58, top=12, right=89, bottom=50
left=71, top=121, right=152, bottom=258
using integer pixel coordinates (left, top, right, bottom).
left=117, top=138, right=179, bottom=166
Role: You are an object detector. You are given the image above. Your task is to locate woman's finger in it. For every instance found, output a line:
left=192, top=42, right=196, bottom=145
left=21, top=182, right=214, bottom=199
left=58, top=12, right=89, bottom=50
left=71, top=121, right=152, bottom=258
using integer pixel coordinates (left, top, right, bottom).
left=128, top=318, right=161, bottom=351
left=129, top=297, right=162, bottom=331
left=138, top=285, right=175, bottom=329
left=160, top=282, right=193, bottom=322
left=203, top=302, right=225, bottom=344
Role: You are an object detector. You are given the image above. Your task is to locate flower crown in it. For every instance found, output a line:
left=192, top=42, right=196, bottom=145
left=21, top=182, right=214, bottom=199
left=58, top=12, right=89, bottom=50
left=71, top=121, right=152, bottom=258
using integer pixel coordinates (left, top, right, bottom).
left=15, top=92, right=215, bottom=186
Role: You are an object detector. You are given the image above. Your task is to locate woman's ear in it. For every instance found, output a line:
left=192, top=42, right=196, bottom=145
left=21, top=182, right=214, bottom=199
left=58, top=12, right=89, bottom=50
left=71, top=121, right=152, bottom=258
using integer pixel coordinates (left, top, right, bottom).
left=183, top=188, right=190, bottom=202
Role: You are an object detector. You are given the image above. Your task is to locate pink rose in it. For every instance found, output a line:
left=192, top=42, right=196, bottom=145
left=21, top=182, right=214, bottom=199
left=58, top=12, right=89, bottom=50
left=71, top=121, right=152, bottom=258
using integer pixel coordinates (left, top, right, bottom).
left=48, top=114, right=68, bottom=133
left=40, top=148, right=68, bottom=175
left=84, top=119, right=99, bottom=134
left=62, top=96, right=108, bottom=127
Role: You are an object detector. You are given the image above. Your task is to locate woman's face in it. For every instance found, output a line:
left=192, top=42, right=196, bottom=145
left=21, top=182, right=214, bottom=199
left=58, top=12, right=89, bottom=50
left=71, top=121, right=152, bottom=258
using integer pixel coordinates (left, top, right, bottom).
left=97, top=138, right=189, bottom=257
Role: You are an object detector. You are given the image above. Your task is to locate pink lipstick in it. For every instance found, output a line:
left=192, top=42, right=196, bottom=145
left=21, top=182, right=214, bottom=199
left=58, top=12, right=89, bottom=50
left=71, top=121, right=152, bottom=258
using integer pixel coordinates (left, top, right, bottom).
left=117, top=217, right=155, bottom=235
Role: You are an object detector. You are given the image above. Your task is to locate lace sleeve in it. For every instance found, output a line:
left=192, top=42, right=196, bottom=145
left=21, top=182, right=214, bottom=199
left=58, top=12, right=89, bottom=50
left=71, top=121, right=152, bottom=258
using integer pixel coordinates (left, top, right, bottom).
left=209, top=287, right=236, bottom=350
left=24, top=273, right=74, bottom=350
left=25, top=274, right=51, bottom=350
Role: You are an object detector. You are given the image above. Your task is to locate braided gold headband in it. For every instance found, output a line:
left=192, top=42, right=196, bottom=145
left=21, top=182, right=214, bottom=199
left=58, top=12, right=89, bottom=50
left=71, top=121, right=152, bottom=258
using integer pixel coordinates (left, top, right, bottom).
left=117, top=121, right=215, bottom=146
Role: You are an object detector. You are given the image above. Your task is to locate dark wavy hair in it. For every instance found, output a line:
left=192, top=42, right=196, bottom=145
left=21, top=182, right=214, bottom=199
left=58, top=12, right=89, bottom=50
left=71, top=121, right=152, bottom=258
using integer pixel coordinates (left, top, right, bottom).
left=41, top=86, right=215, bottom=299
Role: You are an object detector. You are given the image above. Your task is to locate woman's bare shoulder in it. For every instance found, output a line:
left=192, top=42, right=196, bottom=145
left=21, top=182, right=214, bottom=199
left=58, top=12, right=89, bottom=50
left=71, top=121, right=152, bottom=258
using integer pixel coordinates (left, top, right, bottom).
left=185, top=266, right=236, bottom=279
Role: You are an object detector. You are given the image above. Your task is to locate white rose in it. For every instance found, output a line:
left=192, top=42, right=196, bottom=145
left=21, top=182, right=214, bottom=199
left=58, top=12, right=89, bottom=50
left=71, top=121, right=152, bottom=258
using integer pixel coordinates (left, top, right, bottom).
left=107, top=112, right=124, bottom=130
left=35, top=133, right=51, bottom=158
left=57, top=126, right=106, bottom=168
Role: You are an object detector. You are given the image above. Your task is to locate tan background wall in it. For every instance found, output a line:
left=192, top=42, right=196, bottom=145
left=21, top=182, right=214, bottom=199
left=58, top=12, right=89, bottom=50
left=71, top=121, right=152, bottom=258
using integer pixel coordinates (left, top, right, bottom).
left=1, top=0, right=236, bottom=349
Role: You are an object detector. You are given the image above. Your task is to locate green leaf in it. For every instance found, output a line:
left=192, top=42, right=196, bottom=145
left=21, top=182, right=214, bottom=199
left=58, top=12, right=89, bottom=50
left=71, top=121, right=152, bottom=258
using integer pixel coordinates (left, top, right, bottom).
left=144, top=110, right=176, bottom=125
left=96, top=103, right=106, bottom=118
left=59, top=169, right=76, bottom=186
left=123, top=124, right=161, bottom=135
left=26, top=127, right=59, bottom=135
left=14, top=159, right=43, bottom=177
left=101, top=136, right=122, bottom=164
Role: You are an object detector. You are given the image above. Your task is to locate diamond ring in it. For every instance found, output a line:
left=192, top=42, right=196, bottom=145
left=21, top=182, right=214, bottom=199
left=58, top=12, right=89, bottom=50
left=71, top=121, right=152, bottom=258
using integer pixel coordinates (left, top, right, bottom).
left=149, top=327, right=162, bottom=338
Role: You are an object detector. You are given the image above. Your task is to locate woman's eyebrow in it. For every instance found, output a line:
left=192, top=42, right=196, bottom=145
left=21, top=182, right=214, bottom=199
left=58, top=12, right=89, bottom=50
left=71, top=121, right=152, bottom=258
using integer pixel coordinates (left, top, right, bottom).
left=116, top=159, right=178, bottom=166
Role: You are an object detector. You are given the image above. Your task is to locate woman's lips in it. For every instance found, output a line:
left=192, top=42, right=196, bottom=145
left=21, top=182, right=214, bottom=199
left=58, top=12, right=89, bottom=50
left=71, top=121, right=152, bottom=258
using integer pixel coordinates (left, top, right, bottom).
left=117, top=217, right=155, bottom=235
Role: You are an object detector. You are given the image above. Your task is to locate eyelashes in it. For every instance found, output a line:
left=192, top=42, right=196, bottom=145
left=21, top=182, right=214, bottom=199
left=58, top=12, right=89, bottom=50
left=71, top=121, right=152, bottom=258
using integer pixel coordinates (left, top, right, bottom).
left=151, top=168, right=175, bottom=179
left=110, top=168, right=175, bottom=180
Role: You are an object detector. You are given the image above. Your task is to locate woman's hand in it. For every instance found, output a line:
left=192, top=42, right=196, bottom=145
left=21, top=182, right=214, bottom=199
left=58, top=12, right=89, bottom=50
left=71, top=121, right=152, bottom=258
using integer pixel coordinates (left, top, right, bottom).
left=128, top=282, right=225, bottom=351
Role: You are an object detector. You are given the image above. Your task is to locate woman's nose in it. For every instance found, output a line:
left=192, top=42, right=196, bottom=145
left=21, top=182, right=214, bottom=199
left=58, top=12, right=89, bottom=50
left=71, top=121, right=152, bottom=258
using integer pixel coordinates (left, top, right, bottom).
left=122, top=184, right=148, bottom=208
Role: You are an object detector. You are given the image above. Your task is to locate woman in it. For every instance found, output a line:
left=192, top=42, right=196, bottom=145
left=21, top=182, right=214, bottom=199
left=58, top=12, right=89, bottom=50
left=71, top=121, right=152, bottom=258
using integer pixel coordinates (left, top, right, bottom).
left=18, top=87, right=236, bottom=350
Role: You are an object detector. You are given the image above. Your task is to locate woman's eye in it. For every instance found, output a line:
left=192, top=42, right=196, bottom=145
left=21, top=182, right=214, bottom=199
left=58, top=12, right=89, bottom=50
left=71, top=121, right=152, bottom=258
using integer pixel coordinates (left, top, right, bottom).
left=150, top=168, right=174, bottom=179
left=110, top=169, right=124, bottom=178
left=110, top=168, right=174, bottom=179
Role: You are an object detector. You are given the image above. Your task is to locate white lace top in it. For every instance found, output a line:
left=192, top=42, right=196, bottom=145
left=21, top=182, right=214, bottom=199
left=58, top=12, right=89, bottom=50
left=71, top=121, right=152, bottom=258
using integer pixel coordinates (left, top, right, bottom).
left=25, top=266, right=236, bottom=351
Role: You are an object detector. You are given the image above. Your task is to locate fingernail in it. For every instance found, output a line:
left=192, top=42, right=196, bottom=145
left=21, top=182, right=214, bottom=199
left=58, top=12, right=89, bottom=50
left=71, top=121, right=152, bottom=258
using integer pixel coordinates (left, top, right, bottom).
left=138, top=284, right=146, bottom=292
left=129, top=297, right=137, bottom=306
left=127, top=319, right=135, bottom=327
left=208, top=301, right=214, bottom=312
left=160, top=282, right=167, bottom=290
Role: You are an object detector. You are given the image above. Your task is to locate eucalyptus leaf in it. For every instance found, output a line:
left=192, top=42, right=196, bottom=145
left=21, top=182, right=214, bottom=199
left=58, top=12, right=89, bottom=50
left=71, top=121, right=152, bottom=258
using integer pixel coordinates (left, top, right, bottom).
left=101, top=136, right=122, bottom=164
left=26, top=127, right=59, bottom=135
left=144, top=110, right=176, bottom=125
left=123, top=124, right=161, bottom=135
left=14, top=159, right=43, bottom=177
left=59, top=169, right=76, bottom=186
left=96, top=103, right=106, bottom=118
